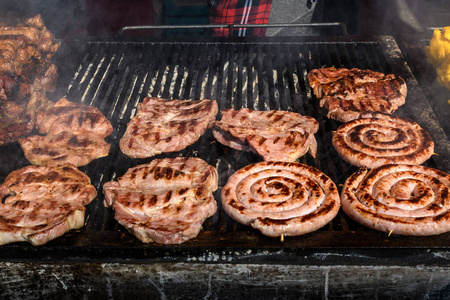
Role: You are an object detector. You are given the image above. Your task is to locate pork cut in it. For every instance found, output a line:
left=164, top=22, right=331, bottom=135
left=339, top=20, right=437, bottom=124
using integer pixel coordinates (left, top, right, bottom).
left=0, top=164, right=97, bottom=245
left=341, top=164, right=450, bottom=236
left=119, top=97, right=218, bottom=158
left=307, top=67, right=407, bottom=122
left=19, top=131, right=111, bottom=167
left=213, top=108, right=319, bottom=162
left=103, top=157, right=218, bottom=244
left=36, top=98, right=113, bottom=138
left=22, top=98, right=113, bottom=166
left=332, top=113, right=434, bottom=169
left=221, top=161, right=340, bottom=237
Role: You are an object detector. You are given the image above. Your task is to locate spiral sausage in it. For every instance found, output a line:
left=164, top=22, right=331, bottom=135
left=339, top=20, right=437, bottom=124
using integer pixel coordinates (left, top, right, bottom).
left=332, top=113, right=434, bottom=169
left=221, top=161, right=340, bottom=237
left=341, top=164, right=450, bottom=236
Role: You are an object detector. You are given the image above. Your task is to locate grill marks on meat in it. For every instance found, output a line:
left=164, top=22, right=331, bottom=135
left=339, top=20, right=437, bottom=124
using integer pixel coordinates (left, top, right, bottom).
left=307, top=67, right=407, bottom=122
left=21, top=98, right=113, bottom=167
left=221, top=161, right=340, bottom=237
left=0, top=164, right=96, bottom=245
left=103, top=157, right=218, bottom=244
left=213, top=108, right=319, bottom=162
left=332, top=113, right=434, bottom=169
left=19, top=131, right=111, bottom=166
left=120, top=97, right=218, bottom=158
left=36, top=98, right=113, bottom=138
left=341, top=164, right=450, bottom=236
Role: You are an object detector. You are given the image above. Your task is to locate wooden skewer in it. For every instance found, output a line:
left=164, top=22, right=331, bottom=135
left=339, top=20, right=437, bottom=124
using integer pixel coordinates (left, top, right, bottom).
left=388, top=229, right=393, bottom=237
left=280, top=234, right=284, bottom=242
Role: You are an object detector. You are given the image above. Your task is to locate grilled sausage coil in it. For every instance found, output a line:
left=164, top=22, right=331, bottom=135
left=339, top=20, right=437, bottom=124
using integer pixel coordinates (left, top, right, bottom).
left=341, top=164, right=450, bottom=236
left=221, top=161, right=340, bottom=237
left=332, top=113, right=434, bottom=169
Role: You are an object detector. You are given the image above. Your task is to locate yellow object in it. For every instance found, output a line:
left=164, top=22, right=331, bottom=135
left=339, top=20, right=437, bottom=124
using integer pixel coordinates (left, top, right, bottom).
left=436, top=54, right=450, bottom=90
left=425, top=27, right=450, bottom=68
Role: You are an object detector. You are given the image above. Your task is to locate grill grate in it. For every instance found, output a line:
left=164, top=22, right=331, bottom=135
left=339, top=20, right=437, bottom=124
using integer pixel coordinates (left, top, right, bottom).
left=2, top=36, right=450, bottom=260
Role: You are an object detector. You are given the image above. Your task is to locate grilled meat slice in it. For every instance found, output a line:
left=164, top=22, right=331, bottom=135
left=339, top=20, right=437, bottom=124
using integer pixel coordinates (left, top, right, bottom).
left=307, top=67, right=407, bottom=122
left=103, top=157, right=218, bottom=244
left=247, top=130, right=318, bottom=162
left=320, top=95, right=396, bottom=123
left=221, top=161, right=340, bottom=237
left=22, top=97, right=112, bottom=166
left=36, top=98, right=113, bottom=138
left=19, top=131, right=111, bottom=167
left=119, top=97, right=218, bottom=159
left=0, top=164, right=97, bottom=246
left=213, top=108, right=319, bottom=162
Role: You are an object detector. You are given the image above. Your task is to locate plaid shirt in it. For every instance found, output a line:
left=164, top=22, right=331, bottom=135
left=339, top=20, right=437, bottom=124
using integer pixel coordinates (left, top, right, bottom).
left=208, top=0, right=273, bottom=37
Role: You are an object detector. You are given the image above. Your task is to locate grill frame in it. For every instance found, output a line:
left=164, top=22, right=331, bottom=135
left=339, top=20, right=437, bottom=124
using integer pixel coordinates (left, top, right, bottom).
left=1, top=35, right=450, bottom=264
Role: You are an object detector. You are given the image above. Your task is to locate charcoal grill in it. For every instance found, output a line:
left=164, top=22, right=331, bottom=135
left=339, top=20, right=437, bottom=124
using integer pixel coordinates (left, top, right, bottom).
left=2, top=35, right=450, bottom=298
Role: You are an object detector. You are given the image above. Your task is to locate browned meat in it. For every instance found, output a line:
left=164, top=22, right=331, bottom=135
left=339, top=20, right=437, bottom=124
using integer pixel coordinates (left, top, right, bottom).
left=307, top=67, right=407, bottom=122
left=36, top=98, right=113, bottom=138
left=20, top=97, right=113, bottom=166
left=342, top=164, right=450, bottom=236
left=332, top=113, right=434, bottom=168
left=119, top=97, right=218, bottom=158
left=0, top=100, right=34, bottom=146
left=320, top=95, right=396, bottom=123
left=33, top=63, right=57, bottom=92
left=103, top=157, right=218, bottom=244
left=0, top=27, right=40, bottom=44
left=213, top=108, right=319, bottom=162
left=0, top=75, right=18, bottom=100
left=19, top=131, right=111, bottom=167
left=0, top=14, right=59, bottom=103
left=221, top=161, right=340, bottom=237
left=23, top=14, right=45, bottom=29
left=0, top=87, right=52, bottom=146
left=0, top=164, right=97, bottom=245
left=25, top=87, right=54, bottom=122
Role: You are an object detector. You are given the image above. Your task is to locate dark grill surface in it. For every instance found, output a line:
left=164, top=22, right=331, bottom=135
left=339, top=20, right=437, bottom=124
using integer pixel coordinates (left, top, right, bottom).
left=1, top=36, right=450, bottom=263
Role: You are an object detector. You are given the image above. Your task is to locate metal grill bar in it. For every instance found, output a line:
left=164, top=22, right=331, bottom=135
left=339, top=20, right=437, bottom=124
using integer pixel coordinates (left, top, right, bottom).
left=1, top=36, right=449, bottom=261
left=62, top=38, right=449, bottom=234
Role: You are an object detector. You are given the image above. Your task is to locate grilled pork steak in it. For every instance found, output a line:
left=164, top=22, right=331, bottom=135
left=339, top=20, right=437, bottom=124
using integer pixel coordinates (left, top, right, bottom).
left=213, top=108, right=319, bottom=162
left=332, top=113, right=434, bottom=169
left=0, top=164, right=96, bottom=245
left=307, top=67, right=407, bottom=122
left=221, top=161, right=340, bottom=237
left=119, top=97, right=218, bottom=158
left=22, top=98, right=113, bottom=166
left=342, top=164, right=450, bottom=236
left=103, top=157, right=218, bottom=244
left=36, top=98, right=113, bottom=138
left=19, top=131, right=111, bottom=166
